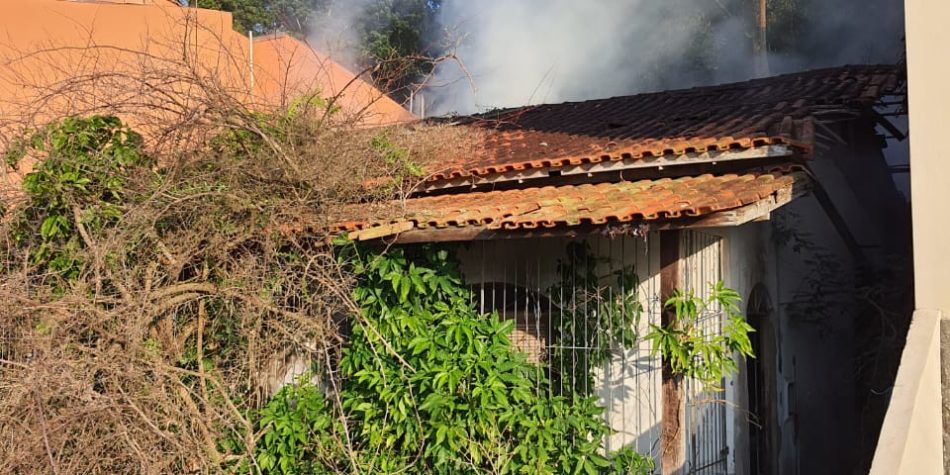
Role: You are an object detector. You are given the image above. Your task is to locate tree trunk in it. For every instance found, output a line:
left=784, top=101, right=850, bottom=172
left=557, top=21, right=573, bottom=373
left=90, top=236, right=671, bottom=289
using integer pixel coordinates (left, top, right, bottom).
left=662, top=371, right=686, bottom=475
left=660, top=230, right=686, bottom=475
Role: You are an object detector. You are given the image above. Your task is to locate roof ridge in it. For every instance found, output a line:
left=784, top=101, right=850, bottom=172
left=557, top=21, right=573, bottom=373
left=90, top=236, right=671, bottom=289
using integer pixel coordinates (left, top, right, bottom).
left=447, top=64, right=901, bottom=121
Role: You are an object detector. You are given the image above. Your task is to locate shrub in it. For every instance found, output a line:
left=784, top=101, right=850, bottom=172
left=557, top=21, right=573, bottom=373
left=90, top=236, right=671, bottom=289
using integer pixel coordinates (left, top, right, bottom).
left=251, top=245, right=655, bottom=474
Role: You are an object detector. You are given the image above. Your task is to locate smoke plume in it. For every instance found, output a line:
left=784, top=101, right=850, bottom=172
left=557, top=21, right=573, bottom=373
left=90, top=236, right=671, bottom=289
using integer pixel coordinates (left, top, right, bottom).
left=306, top=0, right=375, bottom=71
left=426, top=0, right=905, bottom=116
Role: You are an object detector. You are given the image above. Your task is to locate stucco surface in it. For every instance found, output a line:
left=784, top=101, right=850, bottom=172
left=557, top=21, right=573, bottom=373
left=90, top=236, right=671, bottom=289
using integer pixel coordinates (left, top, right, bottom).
left=906, top=0, right=950, bottom=314
left=0, top=0, right=412, bottom=131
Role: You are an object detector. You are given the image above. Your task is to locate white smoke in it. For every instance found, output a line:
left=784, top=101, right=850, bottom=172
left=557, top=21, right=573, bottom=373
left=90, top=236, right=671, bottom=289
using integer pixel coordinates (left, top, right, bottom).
left=426, top=0, right=905, bottom=116
left=306, top=0, right=375, bottom=71
left=425, top=0, right=715, bottom=115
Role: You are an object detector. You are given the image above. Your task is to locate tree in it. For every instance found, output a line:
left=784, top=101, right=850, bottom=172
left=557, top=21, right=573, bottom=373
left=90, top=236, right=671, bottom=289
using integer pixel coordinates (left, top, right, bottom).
left=196, top=0, right=328, bottom=36
left=196, top=0, right=444, bottom=101
left=356, top=0, right=444, bottom=100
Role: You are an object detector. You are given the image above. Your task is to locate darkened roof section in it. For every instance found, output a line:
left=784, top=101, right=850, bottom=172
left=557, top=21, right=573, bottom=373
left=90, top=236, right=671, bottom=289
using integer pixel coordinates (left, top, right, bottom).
left=423, top=65, right=902, bottom=183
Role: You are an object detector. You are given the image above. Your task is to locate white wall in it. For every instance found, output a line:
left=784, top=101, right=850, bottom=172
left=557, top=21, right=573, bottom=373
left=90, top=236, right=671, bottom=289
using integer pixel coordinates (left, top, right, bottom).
left=867, top=3, right=950, bottom=471
left=869, top=309, right=942, bottom=475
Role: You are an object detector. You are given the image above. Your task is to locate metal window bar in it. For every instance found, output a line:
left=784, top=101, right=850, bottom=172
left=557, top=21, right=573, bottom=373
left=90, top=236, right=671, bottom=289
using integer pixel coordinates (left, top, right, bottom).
left=680, top=231, right=729, bottom=475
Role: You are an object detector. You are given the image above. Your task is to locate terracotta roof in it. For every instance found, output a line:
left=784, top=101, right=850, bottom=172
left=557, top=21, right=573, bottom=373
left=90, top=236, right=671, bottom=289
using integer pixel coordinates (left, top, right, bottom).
left=423, top=65, right=901, bottom=183
left=338, top=170, right=807, bottom=241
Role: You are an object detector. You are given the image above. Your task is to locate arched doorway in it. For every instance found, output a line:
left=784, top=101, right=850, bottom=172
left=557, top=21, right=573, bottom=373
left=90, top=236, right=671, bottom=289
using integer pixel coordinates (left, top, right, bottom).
left=747, top=284, right=777, bottom=475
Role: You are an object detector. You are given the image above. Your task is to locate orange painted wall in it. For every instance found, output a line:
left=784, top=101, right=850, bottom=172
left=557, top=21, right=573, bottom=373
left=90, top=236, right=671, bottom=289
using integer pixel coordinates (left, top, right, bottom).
left=0, top=0, right=412, bottom=133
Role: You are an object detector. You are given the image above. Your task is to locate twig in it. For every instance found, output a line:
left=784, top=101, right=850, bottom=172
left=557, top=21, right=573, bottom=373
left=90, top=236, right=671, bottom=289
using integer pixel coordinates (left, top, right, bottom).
left=31, top=387, right=60, bottom=475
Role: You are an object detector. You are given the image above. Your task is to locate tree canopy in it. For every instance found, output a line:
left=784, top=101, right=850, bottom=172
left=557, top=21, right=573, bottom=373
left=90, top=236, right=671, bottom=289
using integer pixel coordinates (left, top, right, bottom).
left=197, top=0, right=443, bottom=101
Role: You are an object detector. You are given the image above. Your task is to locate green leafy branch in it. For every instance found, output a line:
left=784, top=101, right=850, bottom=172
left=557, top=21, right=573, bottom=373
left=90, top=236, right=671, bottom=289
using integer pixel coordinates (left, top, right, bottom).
left=4, top=116, right=153, bottom=279
left=645, top=281, right=755, bottom=390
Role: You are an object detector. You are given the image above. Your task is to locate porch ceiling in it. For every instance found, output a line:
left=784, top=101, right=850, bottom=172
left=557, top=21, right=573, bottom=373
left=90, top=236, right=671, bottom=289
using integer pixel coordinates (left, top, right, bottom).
left=336, top=169, right=811, bottom=243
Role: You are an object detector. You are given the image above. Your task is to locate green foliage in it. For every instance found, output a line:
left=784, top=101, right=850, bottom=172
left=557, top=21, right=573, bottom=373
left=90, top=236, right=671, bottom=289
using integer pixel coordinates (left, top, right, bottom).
left=357, top=0, right=443, bottom=95
left=4, top=116, right=153, bottom=279
left=198, top=0, right=326, bottom=36
left=370, top=131, right=424, bottom=181
left=645, top=281, right=755, bottom=389
left=549, top=242, right=642, bottom=397
left=252, top=245, right=654, bottom=474
left=200, top=0, right=443, bottom=98
left=252, top=379, right=346, bottom=474
left=0, top=106, right=474, bottom=471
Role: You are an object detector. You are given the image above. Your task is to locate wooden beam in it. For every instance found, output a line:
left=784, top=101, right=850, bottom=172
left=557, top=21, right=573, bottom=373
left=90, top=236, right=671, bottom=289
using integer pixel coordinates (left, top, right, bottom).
left=805, top=171, right=866, bottom=263
left=687, top=181, right=809, bottom=228
left=560, top=145, right=793, bottom=178
left=872, top=109, right=907, bottom=141
left=368, top=225, right=590, bottom=244
left=349, top=221, right=414, bottom=241
left=660, top=230, right=685, bottom=475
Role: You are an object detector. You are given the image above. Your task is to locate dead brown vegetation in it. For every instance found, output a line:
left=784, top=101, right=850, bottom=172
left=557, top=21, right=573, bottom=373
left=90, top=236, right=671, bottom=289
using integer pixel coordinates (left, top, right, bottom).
left=0, top=16, right=471, bottom=474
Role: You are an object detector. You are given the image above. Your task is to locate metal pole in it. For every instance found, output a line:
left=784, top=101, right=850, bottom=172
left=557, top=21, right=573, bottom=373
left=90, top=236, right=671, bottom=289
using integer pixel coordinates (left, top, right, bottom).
left=753, top=0, right=770, bottom=77
left=248, top=30, right=255, bottom=91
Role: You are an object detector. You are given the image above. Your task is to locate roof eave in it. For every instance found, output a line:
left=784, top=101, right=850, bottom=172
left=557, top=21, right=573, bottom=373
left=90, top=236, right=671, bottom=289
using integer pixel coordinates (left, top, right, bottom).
left=346, top=173, right=812, bottom=244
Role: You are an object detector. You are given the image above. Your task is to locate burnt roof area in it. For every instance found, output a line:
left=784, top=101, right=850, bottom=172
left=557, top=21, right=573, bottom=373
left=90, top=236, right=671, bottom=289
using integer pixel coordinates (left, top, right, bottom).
left=421, top=65, right=902, bottom=184
left=339, top=64, right=906, bottom=243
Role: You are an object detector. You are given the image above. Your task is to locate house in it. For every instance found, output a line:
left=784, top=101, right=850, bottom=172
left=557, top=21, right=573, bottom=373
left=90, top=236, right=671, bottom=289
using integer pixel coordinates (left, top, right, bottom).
left=336, top=65, right=910, bottom=474
left=0, top=0, right=413, bottom=134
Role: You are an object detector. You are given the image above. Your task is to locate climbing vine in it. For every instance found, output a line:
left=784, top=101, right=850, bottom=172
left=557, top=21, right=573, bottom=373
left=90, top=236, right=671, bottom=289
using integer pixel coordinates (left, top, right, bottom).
left=548, top=242, right=643, bottom=397
left=251, top=245, right=655, bottom=474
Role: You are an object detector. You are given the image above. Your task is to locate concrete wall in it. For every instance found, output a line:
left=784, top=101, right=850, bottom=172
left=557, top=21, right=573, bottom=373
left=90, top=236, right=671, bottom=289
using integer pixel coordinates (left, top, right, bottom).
left=869, top=309, right=942, bottom=475
left=867, top=2, right=950, bottom=473
left=906, top=0, right=950, bottom=314
left=905, top=0, right=950, bottom=464
left=709, top=179, right=892, bottom=475
left=709, top=201, right=861, bottom=475
left=772, top=195, right=866, bottom=474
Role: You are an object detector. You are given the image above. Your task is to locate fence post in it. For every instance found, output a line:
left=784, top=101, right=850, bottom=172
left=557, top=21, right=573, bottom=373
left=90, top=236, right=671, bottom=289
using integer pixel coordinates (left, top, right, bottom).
left=660, top=230, right=686, bottom=475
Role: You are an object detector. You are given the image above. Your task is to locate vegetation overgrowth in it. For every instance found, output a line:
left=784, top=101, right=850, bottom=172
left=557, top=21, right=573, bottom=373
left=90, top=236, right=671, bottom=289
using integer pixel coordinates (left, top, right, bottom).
left=0, top=29, right=751, bottom=473
left=0, top=97, right=466, bottom=473
left=247, top=246, right=655, bottom=474
left=0, top=107, right=659, bottom=473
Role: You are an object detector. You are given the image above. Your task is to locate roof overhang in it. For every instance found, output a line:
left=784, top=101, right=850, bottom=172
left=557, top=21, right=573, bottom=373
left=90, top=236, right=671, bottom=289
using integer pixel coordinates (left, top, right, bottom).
left=339, top=169, right=812, bottom=244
